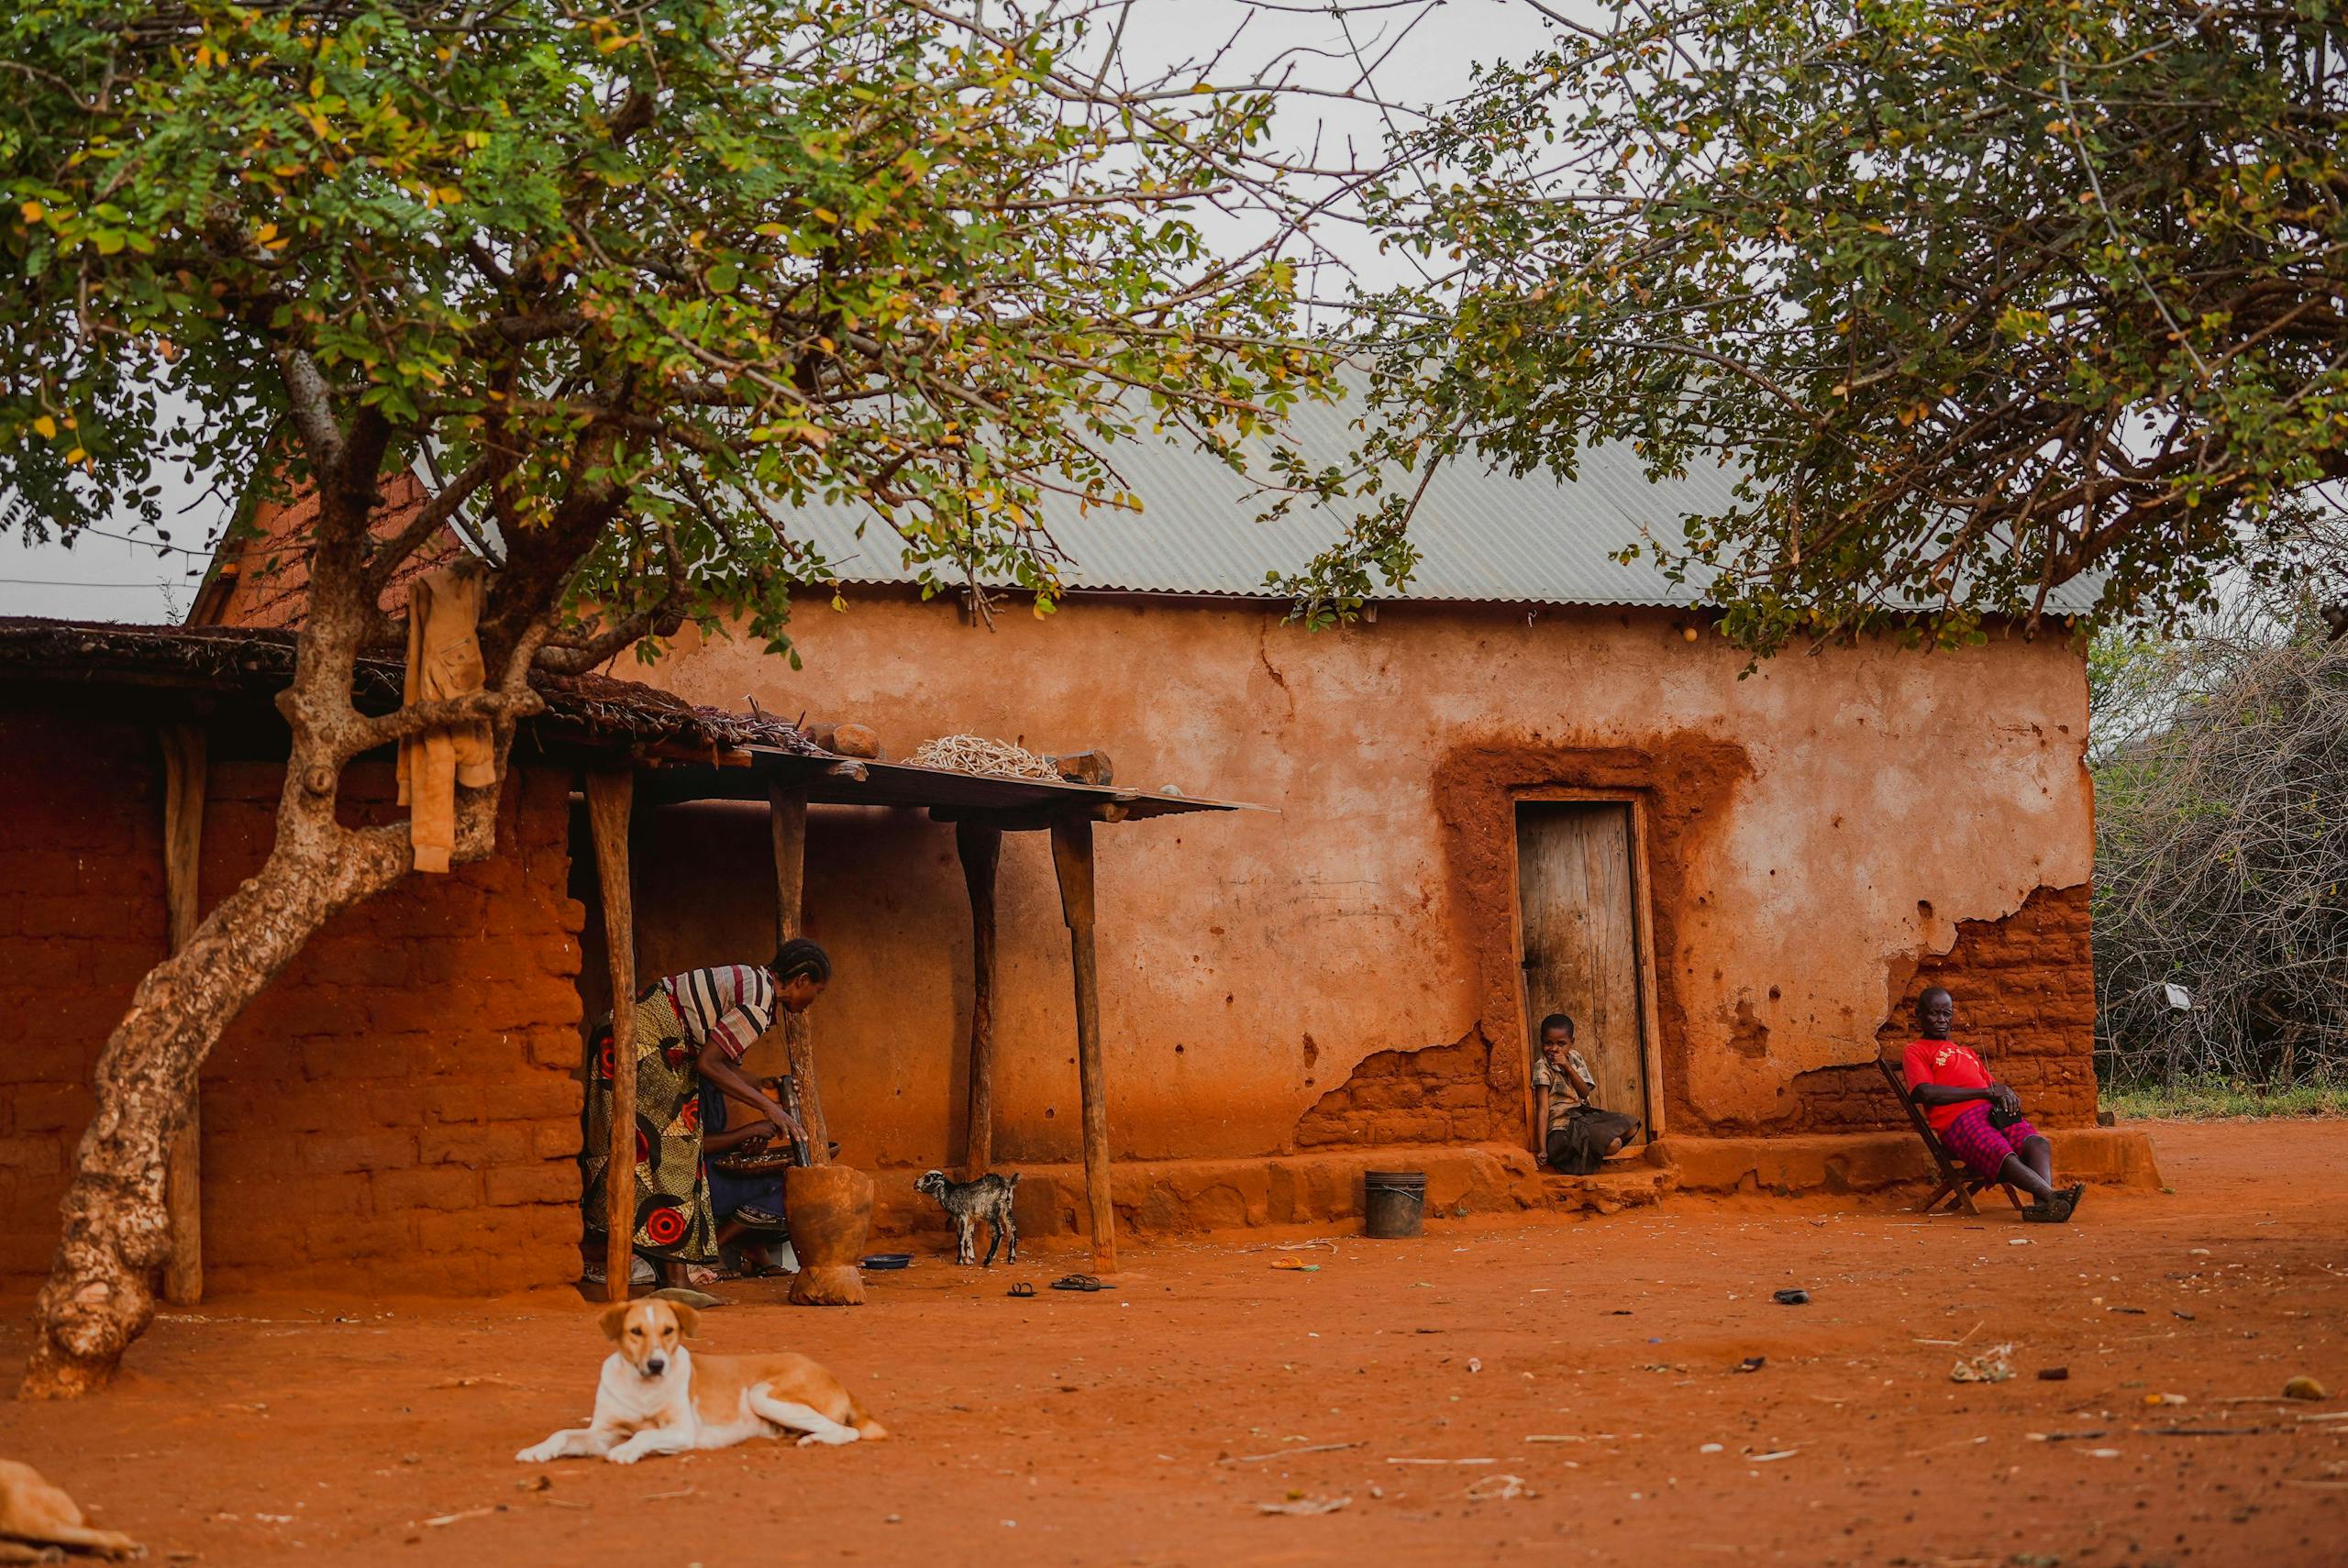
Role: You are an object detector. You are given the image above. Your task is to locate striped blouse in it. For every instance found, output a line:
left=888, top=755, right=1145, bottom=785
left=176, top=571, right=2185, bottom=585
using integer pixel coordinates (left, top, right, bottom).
left=661, top=964, right=777, bottom=1063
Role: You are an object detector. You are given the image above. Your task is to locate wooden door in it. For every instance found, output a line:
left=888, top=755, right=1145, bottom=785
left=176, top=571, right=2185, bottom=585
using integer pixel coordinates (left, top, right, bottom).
left=1515, top=802, right=1649, bottom=1131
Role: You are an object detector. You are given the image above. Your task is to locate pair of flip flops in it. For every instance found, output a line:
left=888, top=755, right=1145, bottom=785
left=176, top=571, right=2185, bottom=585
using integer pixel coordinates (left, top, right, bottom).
left=1005, top=1275, right=1103, bottom=1297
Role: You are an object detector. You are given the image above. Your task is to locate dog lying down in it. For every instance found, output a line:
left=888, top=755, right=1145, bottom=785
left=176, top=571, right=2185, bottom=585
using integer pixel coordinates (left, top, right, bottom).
left=517, top=1298, right=886, bottom=1466
left=0, top=1459, right=143, bottom=1561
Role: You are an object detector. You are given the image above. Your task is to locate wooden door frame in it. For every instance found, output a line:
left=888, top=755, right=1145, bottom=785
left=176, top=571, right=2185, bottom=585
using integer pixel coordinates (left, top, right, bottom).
left=1506, top=788, right=1669, bottom=1143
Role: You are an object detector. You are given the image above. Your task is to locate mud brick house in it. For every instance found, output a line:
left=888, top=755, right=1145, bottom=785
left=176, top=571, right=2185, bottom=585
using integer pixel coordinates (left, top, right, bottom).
left=620, top=409, right=2165, bottom=1213
left=0, top=406, right=2159, bottom=1298
left=0, top=623, right=807, bottom=1295
left=0, top=619, right=1234, bottom=1297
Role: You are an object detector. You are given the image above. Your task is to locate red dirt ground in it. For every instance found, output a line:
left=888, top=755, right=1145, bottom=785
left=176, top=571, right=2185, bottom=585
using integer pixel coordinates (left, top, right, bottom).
left=6, top=1120, right=2345, bottom=1567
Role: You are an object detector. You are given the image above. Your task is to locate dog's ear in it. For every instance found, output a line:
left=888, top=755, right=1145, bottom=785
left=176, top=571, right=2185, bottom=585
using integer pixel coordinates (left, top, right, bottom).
left=667, top=1301, right=700, bottom=1338
left=598, top=1302, right=633, bottom=1342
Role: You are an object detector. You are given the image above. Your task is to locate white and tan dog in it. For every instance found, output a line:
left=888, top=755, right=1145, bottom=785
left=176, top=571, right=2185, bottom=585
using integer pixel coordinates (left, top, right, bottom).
left=516, top=1298, right=885, bottom=1465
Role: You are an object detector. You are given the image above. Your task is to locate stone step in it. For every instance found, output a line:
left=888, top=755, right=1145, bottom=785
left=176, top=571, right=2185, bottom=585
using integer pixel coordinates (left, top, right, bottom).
left=1540, top=1164, right=1678, bottom=1216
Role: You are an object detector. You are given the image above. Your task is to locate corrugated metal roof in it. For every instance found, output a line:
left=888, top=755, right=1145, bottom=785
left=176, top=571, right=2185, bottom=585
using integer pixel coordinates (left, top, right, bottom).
left=769, top=373, right=2102, bottom=613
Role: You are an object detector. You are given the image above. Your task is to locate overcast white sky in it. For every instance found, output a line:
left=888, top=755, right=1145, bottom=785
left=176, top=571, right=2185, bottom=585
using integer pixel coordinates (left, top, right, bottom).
left=0, top=0, right=1550, bottom=624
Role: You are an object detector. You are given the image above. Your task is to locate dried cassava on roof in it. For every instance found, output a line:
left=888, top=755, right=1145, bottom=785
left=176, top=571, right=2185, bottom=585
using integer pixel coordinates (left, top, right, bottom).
left=905, top=734, right=1062, bottom=780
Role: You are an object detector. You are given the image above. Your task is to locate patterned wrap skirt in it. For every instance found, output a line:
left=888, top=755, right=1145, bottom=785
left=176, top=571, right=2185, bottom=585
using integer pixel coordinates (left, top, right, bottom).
left=580, top=987, right=717, bottom=1264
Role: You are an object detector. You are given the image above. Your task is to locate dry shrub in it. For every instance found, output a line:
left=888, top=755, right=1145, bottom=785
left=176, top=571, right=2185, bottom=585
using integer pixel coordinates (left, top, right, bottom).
left=2094, top=632, right=2348, bottom=1087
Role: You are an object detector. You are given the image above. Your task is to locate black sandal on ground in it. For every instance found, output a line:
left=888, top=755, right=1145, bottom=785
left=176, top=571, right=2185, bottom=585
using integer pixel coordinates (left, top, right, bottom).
left=1007, top=1282, right=1036, bottom=1297
left=1049, top=1274, right=1104, bottom=1293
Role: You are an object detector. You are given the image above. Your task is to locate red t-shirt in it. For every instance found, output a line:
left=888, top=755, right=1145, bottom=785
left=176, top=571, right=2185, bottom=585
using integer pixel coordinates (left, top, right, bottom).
left=1902, top=1038, right=1991, bottom=1132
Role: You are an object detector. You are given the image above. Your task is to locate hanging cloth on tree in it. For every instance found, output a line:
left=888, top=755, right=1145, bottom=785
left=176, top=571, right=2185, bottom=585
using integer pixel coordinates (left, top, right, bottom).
left=396, top=560, right=499, bottom=873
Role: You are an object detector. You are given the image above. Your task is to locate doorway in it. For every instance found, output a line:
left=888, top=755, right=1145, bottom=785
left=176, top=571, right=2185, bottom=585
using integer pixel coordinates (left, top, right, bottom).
left=1514, top=801, right=1655, bottom=1138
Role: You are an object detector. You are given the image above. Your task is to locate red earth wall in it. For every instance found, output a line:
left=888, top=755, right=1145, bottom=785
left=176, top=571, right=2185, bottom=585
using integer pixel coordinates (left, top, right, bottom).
left=638, top=591, right=2100, bottom=1169
left=0, top=701, right=587, bottom=1293
left=1787, top=882, right=2099, bottom=1132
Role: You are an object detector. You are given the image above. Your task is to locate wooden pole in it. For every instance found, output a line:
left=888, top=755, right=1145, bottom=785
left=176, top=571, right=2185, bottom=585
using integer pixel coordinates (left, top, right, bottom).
left=585, top=768, right=637, bottom=1304
left=957, top=821, right=1002, bottom=1178
left=1049, top=812, right=1114, bottom=1275
left=161, top=724, right=206, bottom=1307
left=767, top=778, right=829, bottom=1161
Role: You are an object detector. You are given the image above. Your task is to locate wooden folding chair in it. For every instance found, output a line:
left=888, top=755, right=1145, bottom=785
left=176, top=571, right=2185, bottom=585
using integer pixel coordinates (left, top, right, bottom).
left=1877, top=1059, right=2025, bottom=1217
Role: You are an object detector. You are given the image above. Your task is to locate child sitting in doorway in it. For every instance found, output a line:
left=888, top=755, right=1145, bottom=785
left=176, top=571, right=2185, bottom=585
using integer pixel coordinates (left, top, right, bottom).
left=1531, top=1013, right=1641, bottom=1175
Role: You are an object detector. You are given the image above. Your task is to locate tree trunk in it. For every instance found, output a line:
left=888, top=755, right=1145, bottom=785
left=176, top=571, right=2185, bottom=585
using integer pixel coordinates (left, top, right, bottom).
left=17, top=759, right=495, bottom=1397
left=24, top=359, right=583, bottom=1397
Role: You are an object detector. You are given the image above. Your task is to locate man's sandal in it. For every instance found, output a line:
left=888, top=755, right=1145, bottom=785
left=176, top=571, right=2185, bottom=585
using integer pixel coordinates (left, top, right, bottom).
left=2022, top=1184, right=2086, bottom=1223
left=1007, top=1282, right=1036, bottom=1298
left=1049, top=1274, right=1105, bottom=1293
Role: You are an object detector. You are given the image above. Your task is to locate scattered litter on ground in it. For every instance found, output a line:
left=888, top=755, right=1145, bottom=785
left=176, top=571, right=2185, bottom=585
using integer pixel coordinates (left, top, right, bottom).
left=1700, top=1442, right=1725, bottom=1453
left=1951, top=1343, right=2016, bottom=1384
left=1734, top=1356, right=1767, bottom=1374
left=421, top=1507, right=502, bottom=1528
left=1748, top=1450, right=1798, bottom=1463
left=2144, top=1393, right=2189, bottom=1406
left=2175, top=1309, right=2198, bottom=1320
left=2152, top=1427, right=2265, bottom=1437
left=516, top=1475, right=551, bottom=1494
left=1269, top=1257, right=1319, bottom=1272
left=1225, top=1442, right=1363, bottom=1464
left=1467, top=1358, right=1482, bottom=1374
left=1256, top=1495, right=1351, bottom=1517
left=1461, top=1474, right=1529, bottom=1501
left=648, top=1287, right=724, bottom=1310
left=2010, top=1238, right=2032, bottom=1246
left=1387, top=1457, right=1497, bottom=1465
left=1242, top=1239, right=1339, bottom=1256
left=2088, top=1448, right=2123, bottom=1459
left=2038, top=1367, right=2070, bottom=1381
left=2285, top=1375, right=2330, bottom=1401
left=1772, top=1288, right=1810, bottom=1306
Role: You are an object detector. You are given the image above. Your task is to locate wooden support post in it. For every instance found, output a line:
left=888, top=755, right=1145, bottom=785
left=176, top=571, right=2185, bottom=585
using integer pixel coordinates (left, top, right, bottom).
left=957, top=821, right=1002, bottom=1177
left=767, top=778, right=829, bottom=1161
left=161, top=724, right=206, bottom=1307
left=585, top=768, right=637, bottom=1304
left=1049, top=812, right=1115, bottom=1275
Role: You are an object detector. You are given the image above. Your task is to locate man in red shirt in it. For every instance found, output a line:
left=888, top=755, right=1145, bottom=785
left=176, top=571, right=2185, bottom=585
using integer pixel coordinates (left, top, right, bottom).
left=1902, top=987, right=2084, bottom=1223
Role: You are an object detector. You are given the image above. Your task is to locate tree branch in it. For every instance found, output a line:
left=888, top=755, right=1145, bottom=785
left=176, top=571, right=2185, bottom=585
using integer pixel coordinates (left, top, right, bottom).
left=350, top=688, right=546, bottom=754
left=272, top=346, right=346, bottom=479
left=366, top=452, right=497, bottom=589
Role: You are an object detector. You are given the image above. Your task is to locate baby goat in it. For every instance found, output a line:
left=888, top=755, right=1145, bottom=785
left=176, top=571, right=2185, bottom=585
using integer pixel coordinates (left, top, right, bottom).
left=914, top=1169, right=1020, bottom=1266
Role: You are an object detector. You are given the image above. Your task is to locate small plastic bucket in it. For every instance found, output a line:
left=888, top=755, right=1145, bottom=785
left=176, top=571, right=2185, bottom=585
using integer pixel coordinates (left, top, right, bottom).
left=1362, top=1170, right=1428, bottom=1239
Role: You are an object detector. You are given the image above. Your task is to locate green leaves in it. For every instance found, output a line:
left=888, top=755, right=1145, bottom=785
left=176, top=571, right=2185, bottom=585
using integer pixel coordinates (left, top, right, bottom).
left=1329, top=0, right=2348, bottom=651
left=2, top=0, right=1332, bottom=658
